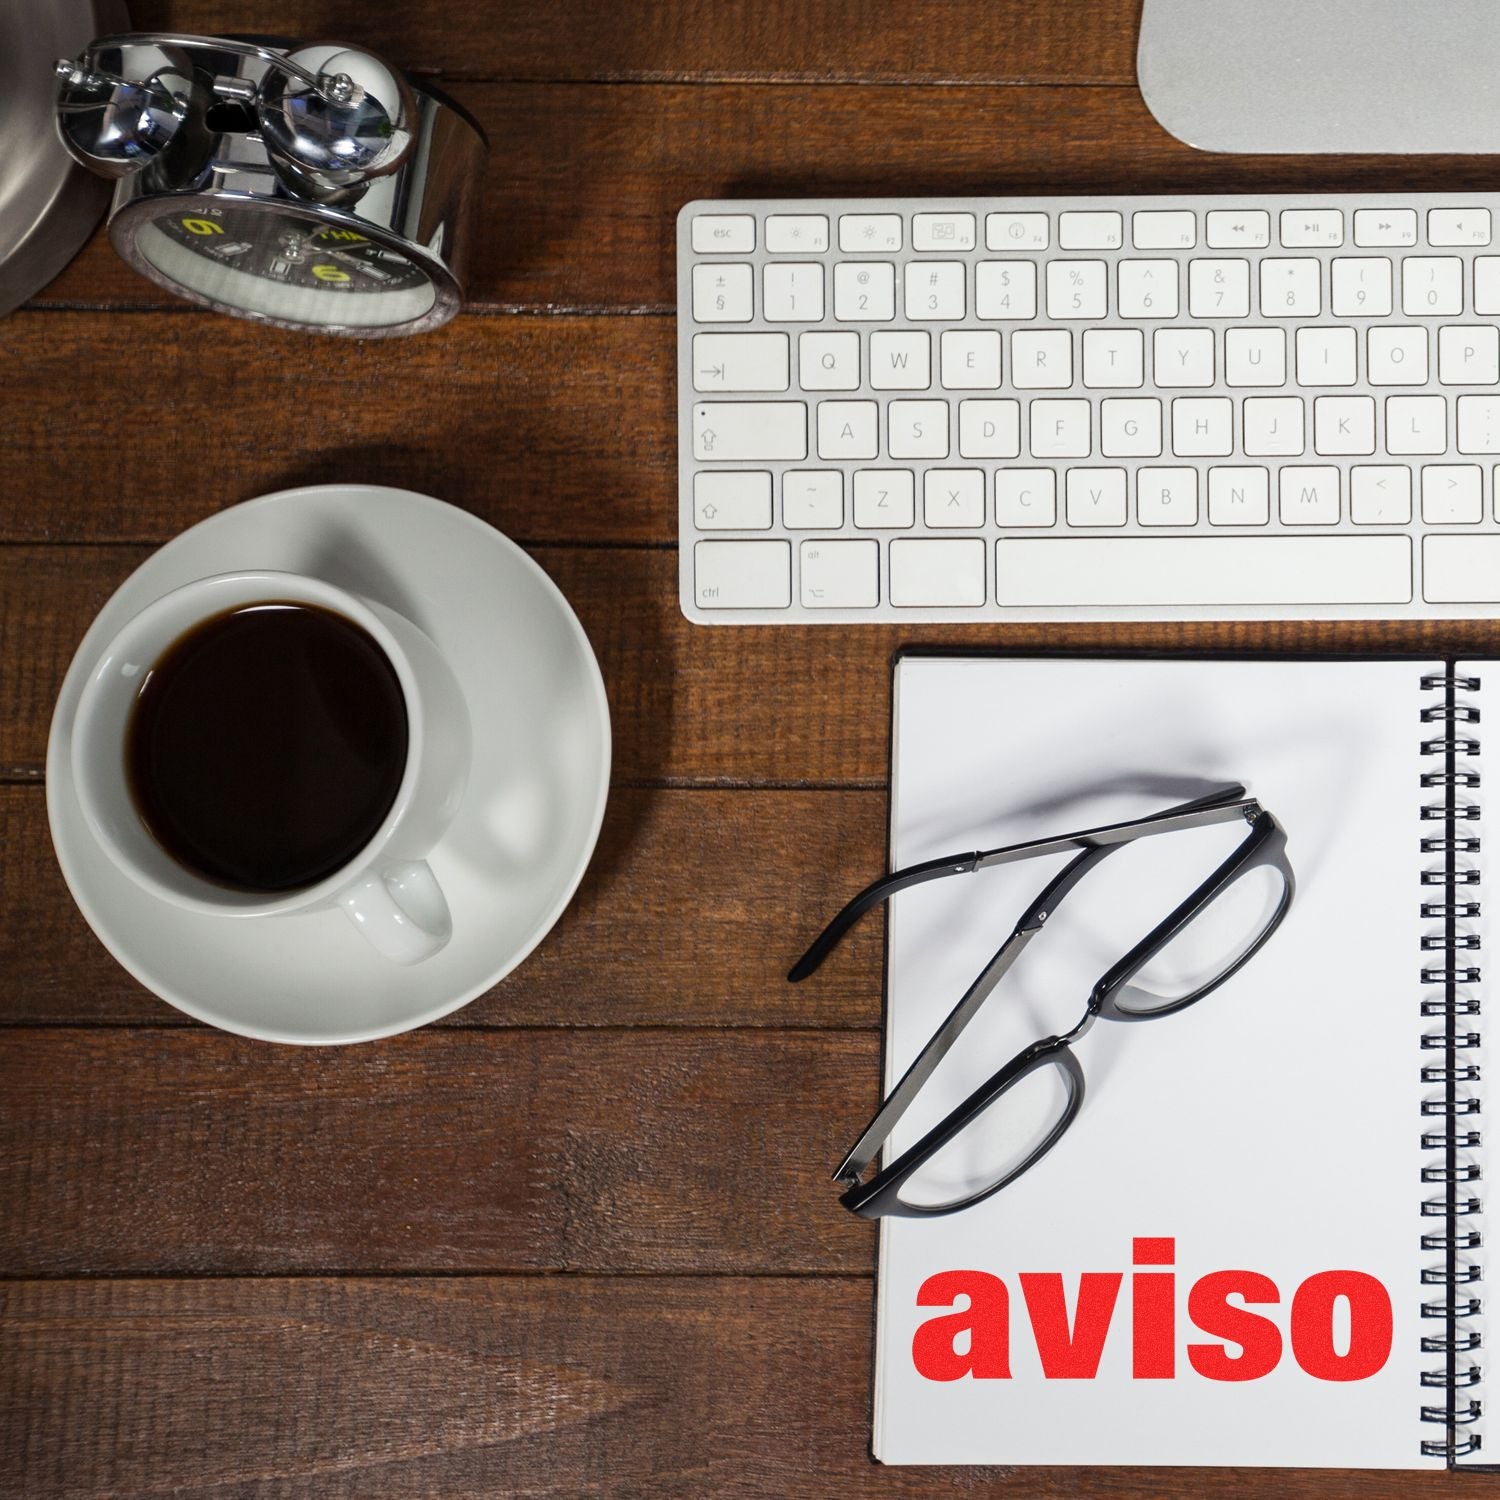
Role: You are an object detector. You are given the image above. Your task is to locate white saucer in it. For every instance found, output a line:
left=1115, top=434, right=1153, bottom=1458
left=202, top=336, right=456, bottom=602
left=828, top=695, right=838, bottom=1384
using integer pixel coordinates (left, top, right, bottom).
left=46, top=485, right=611, bottom=1045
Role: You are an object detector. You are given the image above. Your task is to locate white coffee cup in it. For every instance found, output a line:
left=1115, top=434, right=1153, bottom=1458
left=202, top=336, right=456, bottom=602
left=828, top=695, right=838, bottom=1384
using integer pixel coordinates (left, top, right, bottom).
left=70, top=570, right=471, bottom=964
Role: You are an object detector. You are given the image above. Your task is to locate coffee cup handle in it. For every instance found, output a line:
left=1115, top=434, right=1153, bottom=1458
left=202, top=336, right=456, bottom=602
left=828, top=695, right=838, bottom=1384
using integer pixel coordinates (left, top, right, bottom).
left=336, top=861, right=452, bottom=964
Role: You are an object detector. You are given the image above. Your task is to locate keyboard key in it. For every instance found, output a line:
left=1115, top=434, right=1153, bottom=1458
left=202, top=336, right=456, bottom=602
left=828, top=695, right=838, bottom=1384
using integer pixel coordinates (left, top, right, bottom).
left=940, top=330, right=1002, bottom=389
left=1082, top=329, right=1144, bottom=389
left=1403, top=257, right=1463, bottom=315
left=995, top=468, right=1057, bottom=526
left=1100, top=397, right=1162, bottom=457
left=692, top=263, right=753, bottom=322
left=853, top=469, right=916, bottom=528
left=1243, top=396, right=1305, bottom=456
left=691, top=214, right=755, bottom=253
left=691, top=332, right=790, bottom=392
left=1206, top=210, right=1270, bottom=248
left=1188, top=258, right=1249, bottom=318
left=1012, top=329, right=1072, bottom=389
left=1154, top=328, right=1215, bottom=387
left=888, top=400, right=950, bottom=458
left=1368, top=327, right=1427, bottom=385
left=1458, top=395, right=1500, bottom=453
left=924, top=469, right=986, bottom=527
left=1438, top=326, right=1500, bottom=385
left=1059, top=211, right=1123, bottom=250
left=694, top=471, right=773, bottom=529
left=1314, top=395, right=1376, bottom=455
left=904, top=261, right=965, bottom=320
left=800, top=539, right=878, bottom=608
left=1209, top=466, right=1270, bottom=525
left=1066, top=468, right=1128, bottom=526
left=765, top=214, right=829, bottom=253
left=1350, top=465, right=1412, bottom=524
left=839, top=214, right=902, bottom=252
left=1225, top=327, right=1286, bottom=387
left=1030, top=398, right=1091, bottom=458
left=1476, top=258, right=1500, bottom=314
left=1046, top=259, right=1108, bottom=319
left=890, top=538, right=986, bottom=606
left=1137, top=467, right=1198, bottom=525
left=694, top=540, right=791, bottom=609
left=1296, top=327, right=1357, bottom=386
left=1353, top=209, right=1418, bottom=247
left=694, top=401, right=806, bottom=461
left=1429, top=208, right=1491, bottom=247
left=1131, top=210, right=1196, bottom=249
left=957, top=398, right=1021, bottom=458
left=1171, top=396, right=1233, bottom=456
left=799, top=330, right=860, bottom=391
left=986, top=212, right=1049, bottom=250
left=1278, top=466, right=1340, bottom=525
left=816, top=400, right=878, bottom=459
left=783, top=470, right=843, bottom=529
left=1280, top=209, right=1343, bottom=247
left=1426, top=535, right=1500, bottom=601
left=763, top=263, right=824, bottom=322
left=1260, top=258, right=1321, bottom=317
left=869, top=330, right=931, bottom=390
left=913, top=212, right=976, bottom=251
left=1331, top=257, right=1392, bottom=316
left=1118, top=260, right=1179, bottom=318
left=1387, top=394, right=1448, bottom=455
left=1422, top=464, right=1483, bottom=523
left=833, top=261, right=896, bottom=320
left=994, top=536, right=1412, bottom=606
left=975, top=261, right=1037, bottom=319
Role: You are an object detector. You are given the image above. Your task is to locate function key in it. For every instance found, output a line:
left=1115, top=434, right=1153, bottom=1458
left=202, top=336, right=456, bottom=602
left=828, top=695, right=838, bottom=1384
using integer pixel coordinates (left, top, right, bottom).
left=1280, top=209, right=1344, bottom=247
left=1429, top=207, right=1492, bottom=247
left=765, top=214, right=830, bottom=253
left=1059, top=210, right=1124, bottom=249
left=1353, top=208, right=1418, bottom=247
left=986, top=211, right=1049, bottom=250
left=913, top=212, right=977, bottom=251
left=691, top=214, right=756, bottom=254
left=839, top=213, right=903, bottom=252
left=1205, top=210, right=1270, bottom=248
left=1131, top=210, right=1196, bottom=249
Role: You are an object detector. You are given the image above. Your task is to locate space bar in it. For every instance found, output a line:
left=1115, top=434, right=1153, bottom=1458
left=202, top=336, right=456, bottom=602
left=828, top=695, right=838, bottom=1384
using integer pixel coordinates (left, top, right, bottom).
left=995, top=536, right=1413, bottom=607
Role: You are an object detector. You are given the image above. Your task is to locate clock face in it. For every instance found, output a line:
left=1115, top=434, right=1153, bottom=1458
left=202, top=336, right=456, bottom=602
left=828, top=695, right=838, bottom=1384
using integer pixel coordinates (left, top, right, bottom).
left=134, top=203, right=440, bottom=330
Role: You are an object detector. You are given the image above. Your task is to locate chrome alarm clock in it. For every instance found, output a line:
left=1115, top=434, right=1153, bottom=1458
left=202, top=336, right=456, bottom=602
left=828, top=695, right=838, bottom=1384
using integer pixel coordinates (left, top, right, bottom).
left=54, top=33, right=486, bottom=336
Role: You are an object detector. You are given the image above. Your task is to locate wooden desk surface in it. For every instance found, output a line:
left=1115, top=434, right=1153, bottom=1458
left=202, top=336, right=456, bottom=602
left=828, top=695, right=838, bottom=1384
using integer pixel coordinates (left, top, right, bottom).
left=5, top=2, right=1500, bottom=1494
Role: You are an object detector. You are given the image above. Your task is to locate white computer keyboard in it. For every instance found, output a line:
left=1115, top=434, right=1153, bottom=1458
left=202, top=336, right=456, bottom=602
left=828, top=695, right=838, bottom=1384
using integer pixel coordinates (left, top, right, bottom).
left=677, top=193, right=1500, bottom=624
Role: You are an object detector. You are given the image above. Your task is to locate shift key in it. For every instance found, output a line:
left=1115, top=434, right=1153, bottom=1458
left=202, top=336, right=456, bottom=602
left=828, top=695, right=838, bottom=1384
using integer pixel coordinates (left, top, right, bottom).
left=693, top=401, right=807, bottom=461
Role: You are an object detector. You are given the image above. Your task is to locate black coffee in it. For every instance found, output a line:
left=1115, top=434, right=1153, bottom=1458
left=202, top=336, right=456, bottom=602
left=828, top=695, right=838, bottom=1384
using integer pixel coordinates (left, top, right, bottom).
left=126, top=602, right=409, bottom=892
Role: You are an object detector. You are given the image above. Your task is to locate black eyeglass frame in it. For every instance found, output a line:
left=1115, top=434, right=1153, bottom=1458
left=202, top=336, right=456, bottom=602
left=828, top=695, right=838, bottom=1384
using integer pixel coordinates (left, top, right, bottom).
left=788, top=785, right=1295, bottom=1220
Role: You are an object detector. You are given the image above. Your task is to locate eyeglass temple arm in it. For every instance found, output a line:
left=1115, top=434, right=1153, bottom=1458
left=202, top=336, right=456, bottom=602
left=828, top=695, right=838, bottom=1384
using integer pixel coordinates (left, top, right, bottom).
left=790, top=783, right=1253, bottom=983
left=833, top=843, right=1109, bottom=1185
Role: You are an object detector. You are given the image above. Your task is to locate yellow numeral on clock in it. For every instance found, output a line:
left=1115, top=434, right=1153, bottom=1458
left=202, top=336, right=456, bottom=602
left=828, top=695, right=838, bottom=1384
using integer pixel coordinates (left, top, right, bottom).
left=312, top=264, right=351, bottom=282
left=181, top=217, right=222, bottom=236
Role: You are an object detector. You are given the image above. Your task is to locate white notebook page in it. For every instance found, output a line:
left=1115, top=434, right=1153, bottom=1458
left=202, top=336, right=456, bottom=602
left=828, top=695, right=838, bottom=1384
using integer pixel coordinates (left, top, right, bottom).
left=874, top=657, right=1435, bottom=1467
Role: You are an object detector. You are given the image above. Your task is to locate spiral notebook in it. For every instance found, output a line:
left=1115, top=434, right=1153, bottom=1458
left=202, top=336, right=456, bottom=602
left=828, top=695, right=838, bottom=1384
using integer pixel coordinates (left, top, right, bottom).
left=872, top=653, right=1492, bottom=1469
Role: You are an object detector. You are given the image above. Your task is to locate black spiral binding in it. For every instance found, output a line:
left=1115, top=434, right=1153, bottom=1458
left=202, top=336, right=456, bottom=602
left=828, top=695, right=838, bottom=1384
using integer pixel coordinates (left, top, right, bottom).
left=1419, top=671, right=1484, bottom=1462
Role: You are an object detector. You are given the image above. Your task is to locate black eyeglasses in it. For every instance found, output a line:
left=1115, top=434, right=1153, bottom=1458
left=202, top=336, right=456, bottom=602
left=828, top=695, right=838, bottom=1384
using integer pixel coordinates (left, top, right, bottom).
left=789, top=784, right=1294, bottom=1219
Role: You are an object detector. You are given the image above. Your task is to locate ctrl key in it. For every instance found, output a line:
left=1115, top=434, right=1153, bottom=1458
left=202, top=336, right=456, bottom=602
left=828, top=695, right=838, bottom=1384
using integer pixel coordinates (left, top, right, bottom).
left=694, top=540, right=791, bottom=610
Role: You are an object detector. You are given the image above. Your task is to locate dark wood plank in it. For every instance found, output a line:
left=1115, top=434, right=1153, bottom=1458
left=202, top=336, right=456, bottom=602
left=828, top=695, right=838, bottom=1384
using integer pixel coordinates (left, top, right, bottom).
left=0, top=1276, right=1466, bottom=1500
left=115, top=0, right=1143, bottom=84
left=0, top=785, right=886, bottom=1027
left=2, top=543, right=1491, bottom=790
left=31, top=83, right=1495, bottom=314
left=0, top=1028, right=873, bottom=1275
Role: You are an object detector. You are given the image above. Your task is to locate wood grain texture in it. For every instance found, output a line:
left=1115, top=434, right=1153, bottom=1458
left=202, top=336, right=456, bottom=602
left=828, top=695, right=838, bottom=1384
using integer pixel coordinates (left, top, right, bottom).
left=124, top=0, right=1142, bottom=83
left=6, top=542, right=1499, bottom=788
left=0, top=1028, right=874, bottom=1275
left=0, top=1277, right=1476, bottom=1500
left=32, top=83, right=1498, bottom=314
left=0, top=785, right=887, bottom=1027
